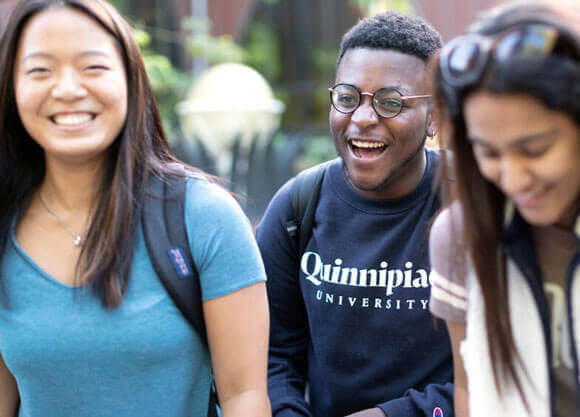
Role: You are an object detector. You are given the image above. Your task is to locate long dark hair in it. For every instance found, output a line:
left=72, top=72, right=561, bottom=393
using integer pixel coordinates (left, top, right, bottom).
left=0, top=0, right=188, bottom=306
left=433, top=0, right=580, bottom=401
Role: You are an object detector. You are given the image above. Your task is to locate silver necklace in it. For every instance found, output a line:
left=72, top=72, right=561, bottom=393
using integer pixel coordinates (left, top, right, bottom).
left=38, top=193, right=84, bottom=247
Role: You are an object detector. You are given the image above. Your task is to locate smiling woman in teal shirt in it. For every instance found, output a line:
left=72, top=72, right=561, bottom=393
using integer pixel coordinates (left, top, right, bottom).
left=0, top=1, right=270, bottom=416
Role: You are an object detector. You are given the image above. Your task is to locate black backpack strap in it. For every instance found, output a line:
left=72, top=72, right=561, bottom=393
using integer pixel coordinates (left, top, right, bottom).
left=142, top=174, right=207, bottom=343
left=142, top=174, right=218, bottom=417
left=286, top=160, right=331, bottom=255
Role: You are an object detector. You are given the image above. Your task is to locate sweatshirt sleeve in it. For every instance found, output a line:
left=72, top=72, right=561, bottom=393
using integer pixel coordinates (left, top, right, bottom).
left=255, top=179, right=312, bottom=417
left=377, top=382, right=454, bottom=417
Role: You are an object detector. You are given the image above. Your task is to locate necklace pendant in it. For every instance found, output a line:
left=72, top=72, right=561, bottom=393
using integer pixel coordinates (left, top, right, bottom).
left=74, top=235, right=82, bottom=247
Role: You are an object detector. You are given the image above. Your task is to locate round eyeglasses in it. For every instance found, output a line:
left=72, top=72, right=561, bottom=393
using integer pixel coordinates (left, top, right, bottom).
left=439, top=24, right=579, bottom=88
left=328, top=83, right=431, bottom=119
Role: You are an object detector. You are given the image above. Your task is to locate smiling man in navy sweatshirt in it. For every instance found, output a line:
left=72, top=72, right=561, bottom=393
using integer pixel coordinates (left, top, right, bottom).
left=256, top=11, right=454, bottom=417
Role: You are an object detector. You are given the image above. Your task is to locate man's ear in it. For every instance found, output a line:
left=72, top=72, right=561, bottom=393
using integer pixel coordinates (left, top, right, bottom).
left=427, top=107, right=439, bottom=138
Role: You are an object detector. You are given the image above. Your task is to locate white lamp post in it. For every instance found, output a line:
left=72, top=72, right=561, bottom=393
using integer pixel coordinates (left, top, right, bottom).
left=177, top=63, right=285, bottom=178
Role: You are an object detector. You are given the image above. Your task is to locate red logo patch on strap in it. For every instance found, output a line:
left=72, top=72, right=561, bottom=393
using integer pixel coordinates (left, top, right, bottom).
left=433, top=407, right=444, bottom=417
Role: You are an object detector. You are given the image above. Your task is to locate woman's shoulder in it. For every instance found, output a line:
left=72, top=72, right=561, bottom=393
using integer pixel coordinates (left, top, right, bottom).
left=430, top=201, right=469, bottom=279
left=183, top=175, right=250, bottom=230
left=185, top=174, right=238, bottom=209
left=431, top=200, right=464, bottom=235
left=429, top=201, right=470, bottom=322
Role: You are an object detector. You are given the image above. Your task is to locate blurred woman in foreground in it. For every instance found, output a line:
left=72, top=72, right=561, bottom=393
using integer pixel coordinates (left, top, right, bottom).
left=429, top=1, right=580, bottom=416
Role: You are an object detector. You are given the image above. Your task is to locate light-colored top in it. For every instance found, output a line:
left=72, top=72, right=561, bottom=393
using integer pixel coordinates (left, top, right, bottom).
left=0, top=177, right=266, bottom=417
left=429, top=204, right=579, bottom=417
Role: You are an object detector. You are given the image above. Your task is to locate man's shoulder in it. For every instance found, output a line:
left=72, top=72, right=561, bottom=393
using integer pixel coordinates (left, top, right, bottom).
left=426, top=147, right=442, bottom=171
left=290, top=158, right=337, bottom=198
left=276, top=158, right=340, bottom=213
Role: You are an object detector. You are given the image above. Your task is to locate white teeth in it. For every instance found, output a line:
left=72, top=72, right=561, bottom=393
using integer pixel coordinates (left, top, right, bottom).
left=518, top=186, right=548, bottom=200
left=522, top=189, right=544, bottom=199
left=350, top=140, right=385, bottom=149
left=53, top=113, right=93, bottom=126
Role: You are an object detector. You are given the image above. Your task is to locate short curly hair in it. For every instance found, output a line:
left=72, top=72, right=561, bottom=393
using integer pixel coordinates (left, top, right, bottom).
left=337, top=11, right=442, bottom=67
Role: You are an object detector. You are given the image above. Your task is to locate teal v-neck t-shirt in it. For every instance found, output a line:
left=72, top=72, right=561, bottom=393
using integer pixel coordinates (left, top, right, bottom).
left=0, top=177, right=266, bottom=417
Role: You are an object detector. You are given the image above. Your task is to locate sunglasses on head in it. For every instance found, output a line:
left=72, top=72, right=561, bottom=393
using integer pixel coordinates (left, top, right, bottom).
left=439, top=23, right=579, bottom=88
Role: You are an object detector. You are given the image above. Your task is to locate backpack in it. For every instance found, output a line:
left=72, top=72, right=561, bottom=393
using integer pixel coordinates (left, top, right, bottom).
left=141, top=173, right=218, bottom=417
left=285, top=160, right=332, bottom=255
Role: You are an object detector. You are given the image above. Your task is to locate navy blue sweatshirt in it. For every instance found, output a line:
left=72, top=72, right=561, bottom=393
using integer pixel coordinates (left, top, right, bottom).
left=256, top=149, right=453, bottom=417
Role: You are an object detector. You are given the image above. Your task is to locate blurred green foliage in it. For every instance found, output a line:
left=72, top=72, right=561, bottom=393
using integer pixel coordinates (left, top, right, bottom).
left=133, top=28, right=188, bottom=135
left=105, top=2, right=187, bottom=136
left=312, top=46, right=339, bottom=119
left=184, top=17, right=282, bottom=86
left=295, top=135, right=337, bottom=172
left=184, top=17, right=247, bottom=64
left=245, top=22, right=282, bottom=83
left=108, top=0, right=127, bottom=14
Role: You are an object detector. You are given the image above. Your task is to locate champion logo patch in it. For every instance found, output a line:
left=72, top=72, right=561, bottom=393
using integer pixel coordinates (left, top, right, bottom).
left=168, top=247, right=193, bottom=279
left=433, top=407, right=444, bottom=417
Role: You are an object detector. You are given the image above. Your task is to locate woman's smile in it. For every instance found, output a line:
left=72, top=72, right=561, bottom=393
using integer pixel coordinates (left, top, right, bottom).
left=50, top=112, right=97, bottom=129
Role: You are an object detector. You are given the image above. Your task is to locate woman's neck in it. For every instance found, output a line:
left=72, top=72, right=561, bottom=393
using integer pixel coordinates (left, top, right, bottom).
left=39, top=157, right=104, bottom=214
